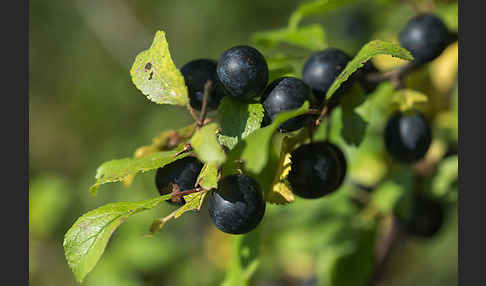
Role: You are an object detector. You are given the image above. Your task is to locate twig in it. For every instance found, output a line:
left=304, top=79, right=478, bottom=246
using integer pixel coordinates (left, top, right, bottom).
left=174, top=143, right=193, bottom=157
left=198, top=80, right=214, bottom=128
left=365, top=62, right=418, bottom=90
left=367, top=216, right=403, bottom=286
left=187, top=105, right=201, bottom=125
left=315, top=105, right=329, bottom=126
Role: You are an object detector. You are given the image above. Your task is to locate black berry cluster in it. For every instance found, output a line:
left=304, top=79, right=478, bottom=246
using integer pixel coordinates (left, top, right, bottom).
left=157, top=12, right=453, bottom=234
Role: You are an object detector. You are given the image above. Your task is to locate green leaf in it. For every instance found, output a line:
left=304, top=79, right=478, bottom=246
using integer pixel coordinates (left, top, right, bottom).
left=130, top=30, right=188, bottom=106
left=218, top=97, right=265, bottom=150
left=326, top=40, right=413, bottom=101
left=392, top=89, right=428, bottom=112
left=149, top=191, right=208, bottom=235
left=196, top=163, right=219, bottom=190
left=191, top=123, right=227, bottom=165
left=90, top=144, right=189, bottom=195
left=317, top=221, right=377, bottom=286
left=251, top=24, right=326, bottom=51
left=222, top=228, right=261, bottom=286
left=265, top=133, right=308, bottom=204
left=224, top=102, right=310, bottom=175
left=63, top=195, right=171, bottom=283
left=340, top=85, right=373, bottom=146
left=266, top=55, right=298, bottom=82
left=288, top=0, right=355, bottom=30
left=432, top=155, right=458, bottom=198
left=123, top=124, right=196, bottom=187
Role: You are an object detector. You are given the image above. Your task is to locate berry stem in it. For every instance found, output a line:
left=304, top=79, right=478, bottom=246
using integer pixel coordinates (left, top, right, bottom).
left=365, top=62, right=418, bottom=90
left=198, top=80, right=214, bottom=128
left=187, top=104, right=202, bottom=125
left=315, top=105, right=329, bottom=126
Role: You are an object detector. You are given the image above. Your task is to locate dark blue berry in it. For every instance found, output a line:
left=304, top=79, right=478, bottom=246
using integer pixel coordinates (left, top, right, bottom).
left=288, top=142, right=344, bottom=199
left=398, top=193, right=444, bottom=237
left=384, top=111, right=432, bottom=163
left=302, top=48, right=352, bottom=105
left=326, top=142, right=347, bottom=187
left=216, top=45, right=269, bottom=101
left=181, top=59, right=227, bottom=111
left=399, top=13, right=450, bottom=64
left=208, top=174, right=266, bottom=234
left=155, top=157, right=204, bottom=206
left=261, top=77, right=316, bottom=133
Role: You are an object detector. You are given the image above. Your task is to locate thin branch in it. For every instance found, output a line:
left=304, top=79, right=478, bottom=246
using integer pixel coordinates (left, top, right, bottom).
left=315, top=105, right=329, bottom=126
left=187, top=104, right=202, bottom=125
left=367, top=216, right=403, bottom=286
left=198, top=80, right=214, bottom=128
left=365, top=62, right=418, bottom=90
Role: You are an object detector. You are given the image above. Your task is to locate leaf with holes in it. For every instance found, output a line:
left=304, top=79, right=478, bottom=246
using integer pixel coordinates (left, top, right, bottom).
left=63, top=195, right=171, bottom=283
left=130, top=30, right=188, bottom=106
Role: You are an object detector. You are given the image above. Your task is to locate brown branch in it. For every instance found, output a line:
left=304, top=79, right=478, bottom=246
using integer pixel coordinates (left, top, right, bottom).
left=365, top=62, right=418, bottom=90
left=197, top=80, right=214, bottom=128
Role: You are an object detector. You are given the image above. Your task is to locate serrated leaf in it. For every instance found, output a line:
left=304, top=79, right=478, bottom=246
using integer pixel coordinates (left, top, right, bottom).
left=149, top=191, right=208, bottom=235
left=326, top=40, right=414, bottom=101
left=191, top=123, right=226, bottom=165
left=288, top=0, right=355, bottom=30
left=218, top=97, right=265, bottom=150
left=123, top=124, right=196, bottom=187
left=222, top=228, right=261, bottom=286
left=223, top=102, right=310, bottom=175
left=392, top=89, right=428, bottom=111
left=252, top=24, right=326, bottom=51
left=130, top=30, right=188, bottom=106
left=63, top=195, right=171, bottom=283
left=196, top=163, right=219, bottom=190
left=90, top=144, right=190, bottom=195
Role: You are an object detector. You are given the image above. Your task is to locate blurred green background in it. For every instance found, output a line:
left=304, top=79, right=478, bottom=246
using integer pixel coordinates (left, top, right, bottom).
left=29, top=0, right=457, bottom=285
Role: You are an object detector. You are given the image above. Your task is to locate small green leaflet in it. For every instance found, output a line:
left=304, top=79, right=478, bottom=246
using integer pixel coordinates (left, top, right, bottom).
left=326, top=40, right=414, bottom=101
left=222, top=228, right=261, bottom=286
left=90, top=144, right=190, bottom=195
left=392, top=89, right=428, bottom=112
left=251, top=24, right=326, bottom=51
left=196, top=163, right=219, bottom=190
left=218, top=97, right=265, bottom=150
left=130, top=30, right=188, bottom=106
left=149, top=191, right=208, bottom=235
left=288, top=0, right=355, bottom=30
left=191, top=123, right=227, bottom=165
left=224, top=102, right=309, bottom=175
left=63, top=195, right=171, bottom=283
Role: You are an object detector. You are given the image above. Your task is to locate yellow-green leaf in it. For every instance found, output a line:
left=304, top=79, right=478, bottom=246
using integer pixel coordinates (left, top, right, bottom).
left=191, top=123, right=227, bottom=165
left=326, top=40, right=414, bottom=101
left=90, top=145, right=189, bottom=195
left=63, top=195, right=171, bottom=283
left=130, top=30, right=188, bottom=106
